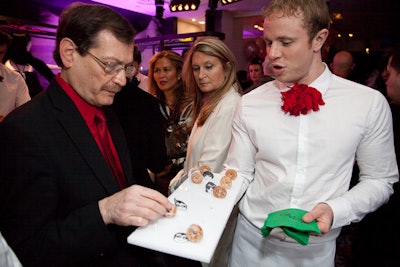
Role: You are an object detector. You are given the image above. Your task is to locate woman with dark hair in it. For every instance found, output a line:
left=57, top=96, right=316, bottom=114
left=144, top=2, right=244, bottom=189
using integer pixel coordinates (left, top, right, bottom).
left=148, top=50, right=194, bottom=196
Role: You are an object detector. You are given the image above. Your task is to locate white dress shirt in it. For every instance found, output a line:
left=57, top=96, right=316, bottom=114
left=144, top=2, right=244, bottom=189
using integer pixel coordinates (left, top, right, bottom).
left=0, top=64, right=30, bottom=118
left=225, top=65, right=398, bottom=242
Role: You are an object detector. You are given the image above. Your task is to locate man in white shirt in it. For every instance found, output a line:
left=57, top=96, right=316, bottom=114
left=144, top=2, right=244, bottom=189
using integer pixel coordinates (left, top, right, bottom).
left=0, top=30, right=30, bottom=122
left=225, top=0, right=398, bottom=266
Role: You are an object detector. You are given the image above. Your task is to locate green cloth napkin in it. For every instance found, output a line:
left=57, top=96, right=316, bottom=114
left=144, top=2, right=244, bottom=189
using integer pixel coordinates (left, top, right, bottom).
left=261, top=208, right=321, bottom=245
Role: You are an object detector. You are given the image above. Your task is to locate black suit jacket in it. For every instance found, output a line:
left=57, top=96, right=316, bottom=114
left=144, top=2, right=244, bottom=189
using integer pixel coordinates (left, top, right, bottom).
left=0, top=80, right=151, bottom=267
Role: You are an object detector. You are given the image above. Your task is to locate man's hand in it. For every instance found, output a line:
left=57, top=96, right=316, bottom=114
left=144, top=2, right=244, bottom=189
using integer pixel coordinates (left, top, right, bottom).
left=98, top=185, right=174, bottom=227
left=302, top=203, right=333, bottom=234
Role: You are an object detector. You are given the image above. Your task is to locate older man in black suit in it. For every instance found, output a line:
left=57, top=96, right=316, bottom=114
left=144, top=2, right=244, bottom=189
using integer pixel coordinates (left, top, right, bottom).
left=0, top=3, right=173, bottom=267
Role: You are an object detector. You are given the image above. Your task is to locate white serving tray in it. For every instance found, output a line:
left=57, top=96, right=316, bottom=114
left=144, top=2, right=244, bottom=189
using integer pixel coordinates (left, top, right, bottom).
left=127, top=171, right=242, bottom=263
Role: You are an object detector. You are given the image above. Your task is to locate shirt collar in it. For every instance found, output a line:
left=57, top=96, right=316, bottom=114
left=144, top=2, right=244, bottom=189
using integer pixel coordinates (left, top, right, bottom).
left=275, top=63, right=332, bottom=97
left=309, top=63, right=331, bottom=98
left=56, top=74, right=100, bottom=125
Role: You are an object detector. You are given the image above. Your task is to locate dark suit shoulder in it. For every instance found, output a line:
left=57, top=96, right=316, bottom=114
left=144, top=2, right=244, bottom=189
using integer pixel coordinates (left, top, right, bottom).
left=132, top=86, right=159, bottom=103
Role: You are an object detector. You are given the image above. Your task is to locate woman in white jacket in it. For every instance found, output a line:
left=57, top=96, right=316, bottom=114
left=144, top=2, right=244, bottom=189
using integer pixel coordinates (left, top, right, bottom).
left=170, top=36, right=242, bottom=267
left=171, top=36, right=242, bottom=188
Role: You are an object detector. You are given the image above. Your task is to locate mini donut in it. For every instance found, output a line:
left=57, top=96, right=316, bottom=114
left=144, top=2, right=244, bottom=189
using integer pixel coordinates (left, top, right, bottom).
left=225, top=169, right=237, bottom=180
left=191, top=172, right=203, bottom=184
left=199, top=164, right=212, bottom=174
left=189, top=166, right=200, bottom=176
left=165, top=205, right=177, bottom=218
left=186, top=224, right=203, bottom=242
left=213, top=185, right=227, bottom=198
left=220, top=176, right=232, bottom=189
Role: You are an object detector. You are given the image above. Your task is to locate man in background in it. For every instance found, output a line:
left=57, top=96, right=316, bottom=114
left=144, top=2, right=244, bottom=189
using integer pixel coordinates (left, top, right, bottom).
left=0, top=30, right=30, bottom=122
left=244, top=55, right=274, bottom=94
left=131, top=45, right=150, bottom=93
left=112, top=45, right=167, bottom=189
left=330, top=50, right=355, bottom=79
left=351, top=49, right=400, bottom=267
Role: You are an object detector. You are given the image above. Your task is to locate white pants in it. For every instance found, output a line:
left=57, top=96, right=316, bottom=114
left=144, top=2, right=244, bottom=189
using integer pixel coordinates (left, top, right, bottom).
left=228, top=213, right=336, bottom=267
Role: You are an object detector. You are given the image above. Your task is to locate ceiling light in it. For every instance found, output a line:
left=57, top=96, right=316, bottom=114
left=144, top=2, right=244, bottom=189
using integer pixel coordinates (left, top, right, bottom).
left=169, top=0, right=200, bottom=12
left=331, top=12, right=343, bottom=20
left=253, top=24, right=263, bottom=31
left=221, top=0, right=241, bottom=5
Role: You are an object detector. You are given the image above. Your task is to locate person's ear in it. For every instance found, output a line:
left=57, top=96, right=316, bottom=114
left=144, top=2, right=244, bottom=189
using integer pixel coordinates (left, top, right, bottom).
left=313, top=29, right=329, bottom=52
left=59, top=38, right=77, bottom=68
left=225, top=61, right=232, bottom=75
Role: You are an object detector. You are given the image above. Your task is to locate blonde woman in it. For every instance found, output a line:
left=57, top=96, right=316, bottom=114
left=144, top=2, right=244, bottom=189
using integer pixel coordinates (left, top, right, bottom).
left=170, top=36, right=243, bottom=267
left=178, top=37, right=242, bottom=177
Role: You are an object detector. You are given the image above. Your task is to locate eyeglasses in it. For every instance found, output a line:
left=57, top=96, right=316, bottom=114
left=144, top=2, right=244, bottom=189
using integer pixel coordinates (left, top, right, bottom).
left=86, top=51, right=136, bottom=76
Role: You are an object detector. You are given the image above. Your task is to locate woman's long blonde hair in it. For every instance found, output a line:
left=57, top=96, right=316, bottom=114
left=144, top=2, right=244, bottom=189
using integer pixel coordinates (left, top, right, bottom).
left=182, top=36, right=242, bottom=126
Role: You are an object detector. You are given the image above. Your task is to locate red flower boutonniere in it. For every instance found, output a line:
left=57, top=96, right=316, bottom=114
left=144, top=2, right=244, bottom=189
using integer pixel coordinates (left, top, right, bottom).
left=281, top=83, right=325, bottom=116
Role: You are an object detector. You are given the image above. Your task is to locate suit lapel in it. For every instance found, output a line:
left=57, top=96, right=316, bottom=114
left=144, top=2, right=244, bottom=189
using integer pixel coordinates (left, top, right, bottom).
left=47, top=82, right=122, bottom=194
left=104, top=107, right=135, bottom=186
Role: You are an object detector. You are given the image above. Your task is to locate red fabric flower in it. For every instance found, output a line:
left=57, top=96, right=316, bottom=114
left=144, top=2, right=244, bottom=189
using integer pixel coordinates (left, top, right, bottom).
left=281, top=83, right=325, bottom=116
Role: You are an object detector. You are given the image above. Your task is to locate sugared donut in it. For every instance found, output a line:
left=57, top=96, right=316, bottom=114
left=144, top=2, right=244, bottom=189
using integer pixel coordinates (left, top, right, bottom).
left=225, top=169, right=237, bottom=180
left=186, top=224, right=203, bottom=242
left=199, top=164, right=212, bottom=174
left=213, top=185, right=227, bottom=198
left=165, top=205, right=177, bottom=218
left=220, top=176, right=232, bottom=189
left=191, top=172, right=203, bottom=184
